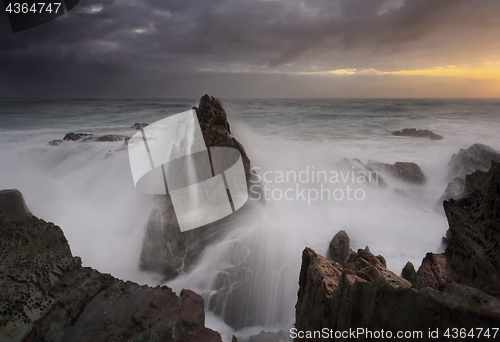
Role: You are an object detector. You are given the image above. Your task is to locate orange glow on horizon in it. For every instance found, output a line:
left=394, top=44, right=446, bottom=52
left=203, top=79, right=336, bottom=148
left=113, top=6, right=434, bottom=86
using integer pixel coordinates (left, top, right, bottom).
left=385, top=68, right=500, bottom=79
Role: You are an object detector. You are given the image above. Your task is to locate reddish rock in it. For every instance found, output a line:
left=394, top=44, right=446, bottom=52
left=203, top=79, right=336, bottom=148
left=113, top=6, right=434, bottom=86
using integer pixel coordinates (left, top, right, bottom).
left=295, top=162, right=500, bottom=341
left=0, top=191, right=221, bottom=342
left=392, top=128, right=444, bottom=140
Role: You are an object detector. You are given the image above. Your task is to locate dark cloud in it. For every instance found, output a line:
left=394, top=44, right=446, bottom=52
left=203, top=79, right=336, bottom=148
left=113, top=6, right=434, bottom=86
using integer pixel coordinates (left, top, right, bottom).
left=1, top=0, right=499, bottom=98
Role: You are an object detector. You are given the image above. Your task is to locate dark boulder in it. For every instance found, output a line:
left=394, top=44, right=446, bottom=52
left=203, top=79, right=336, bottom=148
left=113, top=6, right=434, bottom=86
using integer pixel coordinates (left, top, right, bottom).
left=368, top=161, right=426, bottom=184
left=0, top=191, right=221, bottom=342
left=95, top=134, right=129, bottom=142
left=0, top=189, right=32, bottom=222
left=63, top=132, right=92, bottom=141
left=295, top=248, right=500, bottom=342
left=54, top=133, right=129, bottom=145
left=131, top=122, right=149, bottom=130
left=326, top=230, right=350, bottom=264
left=401, top=261, right=417, bottom=286
left=295, top=162, right=500, bottom=340
left=392, top=128, right=444, bottom=140
left=48, top=139, right=63, bottom=146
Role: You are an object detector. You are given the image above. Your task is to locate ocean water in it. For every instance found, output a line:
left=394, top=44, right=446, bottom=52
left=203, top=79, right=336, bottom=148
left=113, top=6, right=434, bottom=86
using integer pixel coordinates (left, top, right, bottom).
left=1, top=98, right=500, bottom=341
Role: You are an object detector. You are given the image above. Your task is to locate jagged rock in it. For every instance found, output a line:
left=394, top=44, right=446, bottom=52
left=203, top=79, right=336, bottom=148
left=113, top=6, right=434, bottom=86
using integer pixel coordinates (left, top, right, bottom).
left=414, top=253, right=449, bottom=290
left=326, top=230, right=350, bottom=264
left=447, top=143, right=500, bottom=181
left=0, top=191, right=221, bottom=342
left=295, top=248, right=500, bottom=341
left=54, top=133, right=129, bottom=144
left=139, top=95, right=256, bottom=280
left=375, top=254, right=386, bottom=268
left=440, top=144, right=500, bottom=203
left=339, top=158, right=387, bottom=188
left=63, top=132, right=92, bottom=141
left=401, top=261, right=417, bottom=286
left=443, top=162, right=500, bottom=296
left=368, top=161, right=426, bottom=184
left=392, top=128, right=444, bottom=140
left=48, top=139, right=63, bottom=146
left=95, top=134, right=129, bottom=142
left=131, top=122, right=149, bottom=130
left=0, top=189, right=32, bottom=222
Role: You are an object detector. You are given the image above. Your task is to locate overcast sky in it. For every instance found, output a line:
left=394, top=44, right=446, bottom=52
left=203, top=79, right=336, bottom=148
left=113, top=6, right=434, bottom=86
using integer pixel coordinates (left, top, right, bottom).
left=1, top=0, right=500, bottom=98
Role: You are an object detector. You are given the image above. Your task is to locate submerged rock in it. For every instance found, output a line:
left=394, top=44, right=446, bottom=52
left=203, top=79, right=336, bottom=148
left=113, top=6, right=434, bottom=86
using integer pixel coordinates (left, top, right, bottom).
left=95, top=134, right=129, bottom=142
left=368, top=161, right=426, bottom=184
left=326, top=230, right=350, bottom=264
left=0, top=190, right=221, bottom=342
left=139, top=95, right=256, bottom=280
left=51, top=133, right=129, bottom=145
left=48, top=139, right=63, bottom=146
left=392, top=128, right=444, bottom=140
left=440, top=143, right=500, bottom=202
left=63, top=132, right=92, bottom=141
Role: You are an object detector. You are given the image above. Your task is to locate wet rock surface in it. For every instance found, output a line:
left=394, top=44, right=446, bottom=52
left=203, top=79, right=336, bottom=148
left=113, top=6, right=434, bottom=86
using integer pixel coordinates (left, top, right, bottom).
left=295, top=163, right=500, bottom=341
left=440, top=143, right=500, bottom=202
left=326, top=230, right=350, bottom=264
left=0, top=191, right=221, bottom=342
left=63, top=132, right=93, bottom=141
left=139, top=95, right=256, bottom=281
left=392, top=128, right=444, bottom=140
left=443, top=162, right=500, bottom=297
left=0, top=190, right=32, bottom=222
left=50, top=133, right=129, bottom=145
left=368, top=161, right=427, bottom=184
left=295, top=247, right=500, bottom=341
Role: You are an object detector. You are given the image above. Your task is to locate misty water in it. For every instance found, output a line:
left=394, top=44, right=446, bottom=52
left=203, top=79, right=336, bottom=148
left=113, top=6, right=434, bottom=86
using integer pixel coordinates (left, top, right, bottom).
left=1, top=99, right=500, bottom=341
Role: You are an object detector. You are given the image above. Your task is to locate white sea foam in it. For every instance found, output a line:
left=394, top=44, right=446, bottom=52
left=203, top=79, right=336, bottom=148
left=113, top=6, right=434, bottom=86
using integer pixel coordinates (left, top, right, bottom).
left=1, top=99, right=500, bottom=341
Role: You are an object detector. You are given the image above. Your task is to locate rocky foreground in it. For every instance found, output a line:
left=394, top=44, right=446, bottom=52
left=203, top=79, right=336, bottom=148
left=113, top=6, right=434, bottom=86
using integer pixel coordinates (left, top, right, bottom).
left=295, top=162, right=500, bottom=341
left=0, top=190, right=221, bottom=342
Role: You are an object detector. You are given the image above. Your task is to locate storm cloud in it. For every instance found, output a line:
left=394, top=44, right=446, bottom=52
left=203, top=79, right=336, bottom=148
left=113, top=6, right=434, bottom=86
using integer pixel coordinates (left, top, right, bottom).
left=1, top=0, right=500, bottom=98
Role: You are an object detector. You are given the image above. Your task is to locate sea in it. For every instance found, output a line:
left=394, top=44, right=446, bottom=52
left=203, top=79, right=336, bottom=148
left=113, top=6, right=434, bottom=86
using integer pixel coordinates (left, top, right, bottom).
left=1, top=98, right=500, bottom=341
